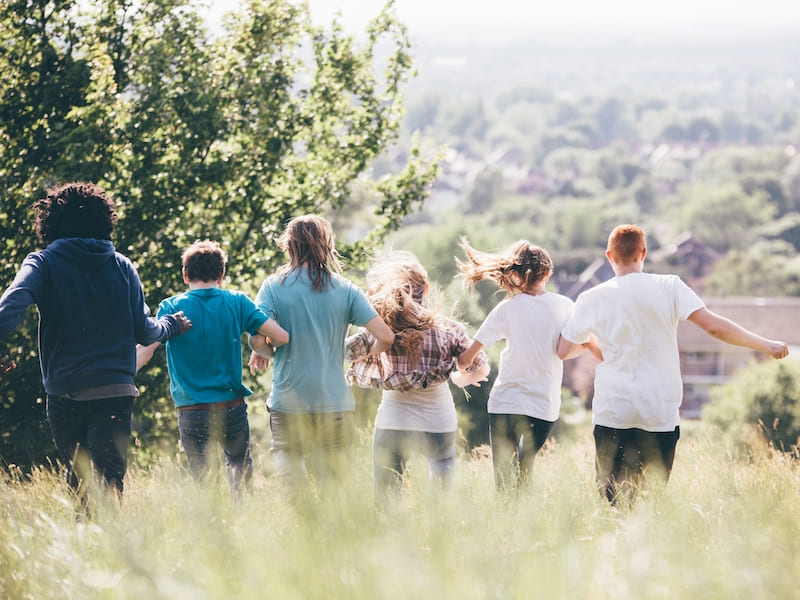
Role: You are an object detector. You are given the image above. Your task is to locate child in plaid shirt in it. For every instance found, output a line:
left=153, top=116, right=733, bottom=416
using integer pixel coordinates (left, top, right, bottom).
left=346, top=251, right=489, bottom=503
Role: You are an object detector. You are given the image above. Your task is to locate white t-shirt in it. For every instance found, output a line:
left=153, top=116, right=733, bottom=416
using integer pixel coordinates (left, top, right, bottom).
left=561, top=272, right=705, bottom=432
left=475, top=292, right=574, bottom=421
left=375, top=381, right=456, bottom=433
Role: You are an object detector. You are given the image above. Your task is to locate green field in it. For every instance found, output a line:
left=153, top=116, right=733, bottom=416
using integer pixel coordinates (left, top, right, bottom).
left=2, top=421, right=799, bottom=599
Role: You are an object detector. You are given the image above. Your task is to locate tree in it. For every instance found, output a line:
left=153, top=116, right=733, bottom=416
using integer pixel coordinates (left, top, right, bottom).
left=0, top=0, right=439, bottom=467
left=704, top=241, right=800, bottom=297
left=671, top=183, right=774, bottom=252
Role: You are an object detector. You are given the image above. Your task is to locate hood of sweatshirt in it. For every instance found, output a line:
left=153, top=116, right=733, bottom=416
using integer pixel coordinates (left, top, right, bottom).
left=46, top=237, right=117, bottom=269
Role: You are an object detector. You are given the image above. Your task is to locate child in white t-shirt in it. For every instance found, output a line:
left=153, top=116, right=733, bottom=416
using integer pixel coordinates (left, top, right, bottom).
left=457, top=238, right=590, bottom=491
left=558, top=224, right=789, bottom=504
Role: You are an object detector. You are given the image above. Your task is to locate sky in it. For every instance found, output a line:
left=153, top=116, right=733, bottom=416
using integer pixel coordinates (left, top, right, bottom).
left=304, top=0, right=800, bottom=31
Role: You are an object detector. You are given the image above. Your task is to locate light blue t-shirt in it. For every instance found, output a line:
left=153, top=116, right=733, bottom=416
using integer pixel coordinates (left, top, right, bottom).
left=157, top=288, right=267, bottom=407
left=255, top=269, right=377, bottom=413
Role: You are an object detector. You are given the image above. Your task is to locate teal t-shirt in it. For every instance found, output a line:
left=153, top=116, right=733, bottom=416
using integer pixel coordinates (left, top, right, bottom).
left=255, top=269, right=377, bottom=413
left=157, top=288, right=267, bottom=407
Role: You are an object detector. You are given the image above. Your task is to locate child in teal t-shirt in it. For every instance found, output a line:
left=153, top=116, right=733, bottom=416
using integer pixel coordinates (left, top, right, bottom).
left=138, top=240, right=287, bottom=492
left=249, top=215, right=394, bottom=494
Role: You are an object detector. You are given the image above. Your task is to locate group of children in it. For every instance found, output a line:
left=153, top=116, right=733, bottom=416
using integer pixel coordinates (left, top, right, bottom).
left=0, top=182, right=790, bottom=508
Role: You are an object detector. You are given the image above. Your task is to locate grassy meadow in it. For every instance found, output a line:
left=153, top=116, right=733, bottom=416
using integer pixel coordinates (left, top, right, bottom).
left=2, top=420, right=799, bottom=600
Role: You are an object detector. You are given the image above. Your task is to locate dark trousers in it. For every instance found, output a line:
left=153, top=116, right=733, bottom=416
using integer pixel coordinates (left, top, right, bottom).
left=46, top=395, right=134, bottom=495
left=177, top=401, right=253, bottom=493
left=593, top=425, right=680, bottom=504
left=489, top=413, right=556, bottom=490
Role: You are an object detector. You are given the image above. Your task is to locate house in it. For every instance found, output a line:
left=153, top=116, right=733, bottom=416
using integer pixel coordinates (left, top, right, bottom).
left=650, top=232, right=720, bottom=295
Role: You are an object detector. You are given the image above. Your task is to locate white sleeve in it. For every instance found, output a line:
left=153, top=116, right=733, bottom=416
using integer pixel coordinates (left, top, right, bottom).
left=474, top=302, right=506, bottom=348
left=674, top=276, right=705, bottom=320
left=560, top=295, right=592, bottom=345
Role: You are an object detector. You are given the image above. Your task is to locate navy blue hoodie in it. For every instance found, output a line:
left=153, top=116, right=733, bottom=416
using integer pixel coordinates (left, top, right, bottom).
left=0, top=238, right=182, bottom=395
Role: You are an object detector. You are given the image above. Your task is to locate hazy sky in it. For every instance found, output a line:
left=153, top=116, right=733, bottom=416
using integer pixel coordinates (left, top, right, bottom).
left=305, top=0, right=800, bottom=29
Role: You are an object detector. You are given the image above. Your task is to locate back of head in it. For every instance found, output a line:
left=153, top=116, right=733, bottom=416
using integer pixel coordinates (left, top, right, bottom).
left=458, top=237, right=552, bottom=295
left=607, top=224, right=646, bottom=265
left=182, top=240, right=226, bottom=283
left=35, top=182, right=117, bottom=244
left=366, top=251, right=436, bottom=364
left=278, top=214, right=341, bottom=291
left=367, top=250, right=428, bottom=304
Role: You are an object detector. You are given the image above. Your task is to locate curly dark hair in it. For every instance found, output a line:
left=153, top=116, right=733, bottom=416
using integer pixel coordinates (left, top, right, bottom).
left=34, top=182, right=117, bottom=243
left=182, top=240, right=227, bottom=283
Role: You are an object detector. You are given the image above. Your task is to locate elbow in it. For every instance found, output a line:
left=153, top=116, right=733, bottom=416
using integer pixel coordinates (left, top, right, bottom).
left=381, top=331, right=396, bottom=347
left=274, top=331, right=290, bottom=346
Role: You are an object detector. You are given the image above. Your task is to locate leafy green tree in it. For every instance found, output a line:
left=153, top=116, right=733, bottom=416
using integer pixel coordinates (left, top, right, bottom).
left=704, top=241, right=800, bottom=297
left=671, top=183, right=774, bottom=252
left=704, top=360, right=800, bottom=454
left=0, top=0, right=438, bottom=467
left=783, top=156, right=800, bottom=213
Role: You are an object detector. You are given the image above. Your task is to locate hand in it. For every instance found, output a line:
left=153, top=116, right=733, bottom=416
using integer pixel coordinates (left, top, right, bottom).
left=0, top=354, right=17, bottom=376
left=249, top=351, right=270, bottom=375
left=174, top=311, right=192, bottom=335
left=765, top=340, right=789, bottom=360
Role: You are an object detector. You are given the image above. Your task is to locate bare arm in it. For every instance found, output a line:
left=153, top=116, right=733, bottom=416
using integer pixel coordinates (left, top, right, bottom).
left=688, top=307, right=789, bottom=359
left=364, top=315, right=395, bottom=355
left=457, top=340, right=484, bottom=370
left=451, top=359, right=490, bottom=388
left=256, top=317, right=289, bottom=348
left=557, top=334, right=585, bottom=360
left=136, top=342, right=161, bottom=372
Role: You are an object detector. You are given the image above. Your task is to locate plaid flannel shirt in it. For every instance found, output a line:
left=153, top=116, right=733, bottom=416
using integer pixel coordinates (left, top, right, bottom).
left=346, top=318, right=489, bottom=392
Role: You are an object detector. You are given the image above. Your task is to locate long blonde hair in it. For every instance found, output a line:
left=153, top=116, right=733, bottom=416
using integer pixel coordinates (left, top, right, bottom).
left=276, top=214, right=342, bottom=291
left=457, top=237, right=553, bottom=295
left=365, top=251, right=439, bottom=367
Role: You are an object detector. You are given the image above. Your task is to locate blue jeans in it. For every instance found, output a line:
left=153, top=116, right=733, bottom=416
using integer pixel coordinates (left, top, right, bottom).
left=269, top=410, right=355, bottom=493
left=489, top=413, right=556, bottom=490
left=46, top=395, right=133, bottom=494
left=177, top=401, right=253, bottom=493
left=372, top=428, right=456, bottom=501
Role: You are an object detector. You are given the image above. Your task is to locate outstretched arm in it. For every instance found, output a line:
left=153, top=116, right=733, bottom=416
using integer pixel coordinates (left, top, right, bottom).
left=688, top=307, right=789, bottom=359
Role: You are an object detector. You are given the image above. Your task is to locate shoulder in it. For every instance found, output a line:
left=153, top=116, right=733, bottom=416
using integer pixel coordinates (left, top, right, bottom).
left=440, top=317, right=467, bottom=336
left=22, top=250, right=47, bottom=268
left=547, top=292, right=574, bottom=307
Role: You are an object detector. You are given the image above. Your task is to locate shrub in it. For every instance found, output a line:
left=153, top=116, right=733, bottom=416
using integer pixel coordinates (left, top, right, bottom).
left=703, top=359, right=800, bottom=454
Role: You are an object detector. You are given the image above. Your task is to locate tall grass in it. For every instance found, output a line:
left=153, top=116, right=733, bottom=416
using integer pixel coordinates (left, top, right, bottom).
left=2, top=421, right=799, bottom=599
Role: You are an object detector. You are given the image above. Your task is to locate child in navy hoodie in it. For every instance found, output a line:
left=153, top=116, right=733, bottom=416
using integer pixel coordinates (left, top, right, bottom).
left=0, top=182, right=191, bottom=496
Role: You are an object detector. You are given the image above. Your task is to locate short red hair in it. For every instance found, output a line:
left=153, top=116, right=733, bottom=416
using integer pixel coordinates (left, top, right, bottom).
left=607, top=224, right=646, bottom=264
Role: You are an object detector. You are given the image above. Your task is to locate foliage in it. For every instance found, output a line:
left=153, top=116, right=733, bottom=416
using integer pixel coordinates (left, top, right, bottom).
left=704, top=240, right=800, bottom=297
left=0, top=0, right=439, bottom=468
left=703, top=359, right=800, bottom=454
left=3, top=424, right=800, bottom=598
left=669, top=183, right=774, bottom=252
